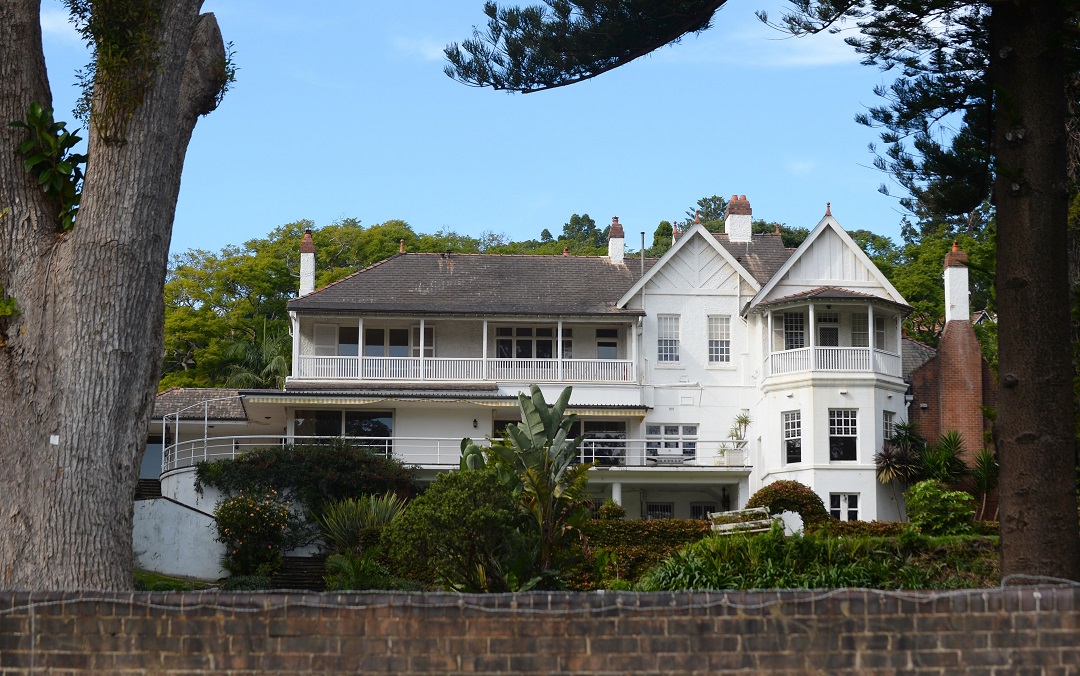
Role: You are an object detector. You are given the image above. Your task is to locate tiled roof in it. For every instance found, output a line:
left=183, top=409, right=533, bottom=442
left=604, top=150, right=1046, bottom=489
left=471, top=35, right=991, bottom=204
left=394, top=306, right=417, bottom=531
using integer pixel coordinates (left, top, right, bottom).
left=902, top=337, right=938, bottom=382
left=760, top=286, right=911, bottom=311
left=287, top=253, right=656, bottom=316
left=711, top=232, right=794, bottom=284
left=153, top=388, right=247, bottom=420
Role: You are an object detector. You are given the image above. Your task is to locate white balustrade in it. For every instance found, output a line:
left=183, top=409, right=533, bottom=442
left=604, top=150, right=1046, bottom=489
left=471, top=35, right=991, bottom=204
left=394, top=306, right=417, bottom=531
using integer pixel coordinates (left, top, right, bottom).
left=766, top=346, right=901, bottom=379
left=295, top=355, right=633, bottom=383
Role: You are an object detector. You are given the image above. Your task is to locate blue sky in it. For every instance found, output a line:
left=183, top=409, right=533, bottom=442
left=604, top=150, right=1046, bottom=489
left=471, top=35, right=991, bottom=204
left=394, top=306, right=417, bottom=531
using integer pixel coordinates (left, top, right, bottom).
left=40, top=1, right=914, bottom=256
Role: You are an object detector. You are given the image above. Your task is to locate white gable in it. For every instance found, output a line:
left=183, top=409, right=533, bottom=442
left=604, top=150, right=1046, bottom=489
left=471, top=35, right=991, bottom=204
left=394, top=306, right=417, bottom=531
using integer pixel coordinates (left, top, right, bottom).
left=750, top=215, right=906, bottom=307
left=619, top=224, right=759, bottom=306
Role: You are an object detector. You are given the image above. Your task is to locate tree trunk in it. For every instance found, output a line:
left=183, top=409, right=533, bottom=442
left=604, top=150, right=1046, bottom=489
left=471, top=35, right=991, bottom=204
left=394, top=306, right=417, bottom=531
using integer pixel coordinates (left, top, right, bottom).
left=992, top=0, right=1080, bottom=582
left=0, top=1, right=226, bottom=590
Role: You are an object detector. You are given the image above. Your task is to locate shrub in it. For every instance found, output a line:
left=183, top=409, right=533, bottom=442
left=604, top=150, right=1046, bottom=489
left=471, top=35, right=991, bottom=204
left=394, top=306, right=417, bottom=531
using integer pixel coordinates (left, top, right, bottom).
left=597, top=499, right=626, bottom=521
left=639, top=524, right=999, bottom=591
left=745, top=480, right=830, bottom=531
left=905, top=480, right=976, bottom=536
left=323, top=551, right=420, bottom=591
left=814, top=520, right=907, bottom=538
left=214, top=491, right=291, bottom=576
left=220, top=575, right=273, bottom=591
left=381, top=469, right=537, bottom=592
left=563, top=519, right=712, bottom=590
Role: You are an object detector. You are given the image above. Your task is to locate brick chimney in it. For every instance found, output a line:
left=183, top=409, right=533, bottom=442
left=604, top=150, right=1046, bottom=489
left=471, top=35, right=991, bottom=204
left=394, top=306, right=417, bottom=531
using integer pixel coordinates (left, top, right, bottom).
left=299, top=229, right=316, bottom=296
left=724, top=195, right=752, bottom=243
left=936, top=241, right=983, bottom=465
left=608, top=216, right=625, bottom=265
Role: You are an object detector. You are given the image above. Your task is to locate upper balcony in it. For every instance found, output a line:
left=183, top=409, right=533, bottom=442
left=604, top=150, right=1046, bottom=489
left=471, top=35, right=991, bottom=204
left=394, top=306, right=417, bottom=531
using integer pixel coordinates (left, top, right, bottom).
left=291, top=317, right=638, bottom=384
left=759, top=294, right=907, bottom=381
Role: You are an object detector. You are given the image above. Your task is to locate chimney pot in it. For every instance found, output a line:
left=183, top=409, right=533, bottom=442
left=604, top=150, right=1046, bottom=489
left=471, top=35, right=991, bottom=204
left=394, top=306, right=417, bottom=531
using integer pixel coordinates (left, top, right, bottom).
left=399, top=239, right=405, bottom=254
left=825, top=202, right=832, bottom=217
left=563, top=247, right=570, bottom=256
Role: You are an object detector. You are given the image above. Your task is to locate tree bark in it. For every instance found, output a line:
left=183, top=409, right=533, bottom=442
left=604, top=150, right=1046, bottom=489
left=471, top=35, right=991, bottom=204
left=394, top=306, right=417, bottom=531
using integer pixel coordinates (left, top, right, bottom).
left=992, top=0, right=1080, bottom=582
left=0, top=1, right=226, bottom=590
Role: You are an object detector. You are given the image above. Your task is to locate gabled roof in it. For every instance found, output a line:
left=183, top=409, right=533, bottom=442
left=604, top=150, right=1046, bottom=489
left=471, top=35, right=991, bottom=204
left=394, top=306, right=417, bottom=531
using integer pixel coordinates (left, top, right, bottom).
left=153, top=388, right=247, bottom=420
left=747, top=213, right=907, bottom=311
left=287, top=253, right=656, bottom=316
left=711, top=231, right=795, bottom=285
left=902, top=336, right=938, bottom=382
left=618, top=224, right=762, bottom=306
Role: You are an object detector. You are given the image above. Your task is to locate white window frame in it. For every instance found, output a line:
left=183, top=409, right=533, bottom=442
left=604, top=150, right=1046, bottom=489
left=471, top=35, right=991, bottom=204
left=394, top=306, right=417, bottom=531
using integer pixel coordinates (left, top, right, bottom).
left=595, top=328, right=618, bottom=360
left=411, top=326, right=434, bottom=358
left=829, top=493, right=859, bottom=522
left=829, top=409, right=858, bottom=461
left=783, top=411, right=802, bottom=464
left=708, top=315, right=731, bottom=364
left=364, top=327, right=410, bottom=357
left=817, top=311, right=839, bottom=347
left=883, top=411, right=896, bottom=441
left=657, top=315, right=680, bottom=363
left=645, top=424, right=698, bottom=458
left=875, top=316, right=888, bottom=351
left=784, top=312, right=805, bottom=350
left=313, top=323, right=339, bottom=357
left=495, top=325, right=557, bottom=359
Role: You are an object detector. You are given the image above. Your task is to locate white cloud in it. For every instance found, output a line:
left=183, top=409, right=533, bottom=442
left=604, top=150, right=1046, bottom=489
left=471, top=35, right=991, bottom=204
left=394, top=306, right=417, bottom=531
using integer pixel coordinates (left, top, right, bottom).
left=40, top=7, right=82, bottom=45
left=391, top=36, right=446, bottom=62
left=786, top=159, right=817, bottom=176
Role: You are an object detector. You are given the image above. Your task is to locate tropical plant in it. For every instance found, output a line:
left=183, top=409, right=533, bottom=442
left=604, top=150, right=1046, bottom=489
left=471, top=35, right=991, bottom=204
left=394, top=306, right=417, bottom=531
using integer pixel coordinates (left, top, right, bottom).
left=221, top=318, right=291, bottom=389
left=597, top=499, right=626, bottom=521
left=316, top=492, right=408, bottom=555
left=462, top=385, right=592, bottom=576
left=905, top=481, right=976, bottom=537
left=875, top=421, right=924, bottom=518
left=971, top=448, right=1000, bottom=521
left=323, top=550, right=419, bottom=591
left=922, top=431, right=970, bottom=486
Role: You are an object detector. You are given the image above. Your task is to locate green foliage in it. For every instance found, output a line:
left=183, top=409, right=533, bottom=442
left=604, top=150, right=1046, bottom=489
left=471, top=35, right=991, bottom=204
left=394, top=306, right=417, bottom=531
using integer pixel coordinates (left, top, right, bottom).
left=684, top=195, right=728, bottom=231
left=195, top=442, right=416, bottom=549
left=564, top=518, right=712, bottom=590
left=905, top=481, right=976, bottom=536
left=970, top=447, right=998, bottom=521
left=745, top=480, right=830, bottom=531
left=469, top=385, right=592, bottom=576
left=221, top=318, right=290, bottom=390
left=8, top=103, right=86, bottom=231
left=921, top=430, right=969, bottom=486
left=315, top=492, right=408, bottom=555
left=0, top=287, right=18, bottom=321
left=639, top=524, right=999, bottom=591
left=65, top=0, right=165, bottom=139
left=650, top=220, right=673, bottom=256
left=219, top=575, right=272, bottom=591
left=213, top=490, right=291, bottom=576
left=381, top=469, right=538, bottom=592
left=561, top=213, right=607, bottom=247
left=814, top=520, right=908, bottom=538
left=445, top=1, right=722, bottom=92
left=752, top=219, right=808, bottom=248
left=133, top=570, right=210, bottom=591
left=597, top=499, right=625, bottom=521
left=323, top=550, right=420, bottom=591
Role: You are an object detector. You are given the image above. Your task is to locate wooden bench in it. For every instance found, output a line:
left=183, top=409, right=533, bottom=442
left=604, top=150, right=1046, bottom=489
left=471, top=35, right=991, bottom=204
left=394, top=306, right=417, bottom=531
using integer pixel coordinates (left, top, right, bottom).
left=709, top=506, right=776, bottom=535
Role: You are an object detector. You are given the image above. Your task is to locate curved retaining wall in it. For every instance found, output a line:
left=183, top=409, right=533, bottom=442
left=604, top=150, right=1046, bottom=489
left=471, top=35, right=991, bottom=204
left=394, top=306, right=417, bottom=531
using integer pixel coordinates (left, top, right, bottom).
left=1, top=587, right=1078, bottom=674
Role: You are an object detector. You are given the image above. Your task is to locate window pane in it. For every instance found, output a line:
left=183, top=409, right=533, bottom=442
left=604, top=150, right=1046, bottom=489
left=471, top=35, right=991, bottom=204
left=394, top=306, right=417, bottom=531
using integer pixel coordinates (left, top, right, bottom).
left=536, top=340, right=553, bottom=359
left=851, top=314, right=869, bottom=347
left=664, top=425, right=680, bottom=436
left=295, top=409, right=341, bottom=438
left=596, top=341, right=617, bottom=359
left=646, top=425, right=661, bottom=436
left=646, top=503, right=674, bottom=520
left=819, top=326, right=839, bottom=347
left=496, top=339, right=513, bottom=358
left=496, top=327, right=513, bottom=337
left=708, top=316, right=731, bottom=363
left=535, top=328, right=553, bottom=337
left=784, top=313, right=805, bottom=350
left=516, top=327, right=533, bottom=337
left=658, top=315, right=680, bottom=362
left=516, top=340, right=533, bottom=358
left=363, top=328, right=385, bottom=357
left=682, top=425, right=698, bottom=436
left=596, top=328, right=618, bottom=338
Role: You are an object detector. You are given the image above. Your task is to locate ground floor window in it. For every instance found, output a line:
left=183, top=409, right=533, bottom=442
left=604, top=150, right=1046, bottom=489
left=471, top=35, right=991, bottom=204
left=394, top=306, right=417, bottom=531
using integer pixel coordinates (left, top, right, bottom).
left=830, top=493, right=859, bottom=521
left=883, top=410, right=896, bottom=441
left=646, top=503, right=674, bottom=520
left=645, top=424, right=698, bottom=458
left=783, top=411, right=801, bottom=463
left=294, top=409, right=393, bottom=454
left=829, top=409, right=857, bottom=461
left=690, top=503, right=717, bottom=521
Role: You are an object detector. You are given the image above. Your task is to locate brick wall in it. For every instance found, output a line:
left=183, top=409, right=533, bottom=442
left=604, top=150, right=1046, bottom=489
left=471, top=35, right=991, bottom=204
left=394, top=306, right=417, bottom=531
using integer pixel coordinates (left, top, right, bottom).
left=2, top=587, right=1078, bottom=674
left=937, top=320, right=986, bottom=464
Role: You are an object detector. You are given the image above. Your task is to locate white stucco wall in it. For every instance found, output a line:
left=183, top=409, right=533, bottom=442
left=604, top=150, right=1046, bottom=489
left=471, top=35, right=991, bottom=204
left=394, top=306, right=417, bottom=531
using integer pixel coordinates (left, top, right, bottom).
left=133, top=498, right=227, bottom=581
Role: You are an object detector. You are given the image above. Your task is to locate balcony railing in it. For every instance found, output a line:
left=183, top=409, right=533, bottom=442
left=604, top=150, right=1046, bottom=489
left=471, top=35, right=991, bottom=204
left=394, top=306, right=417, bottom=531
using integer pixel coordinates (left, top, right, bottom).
left=295, top=355, right=635, bottom=383
left=162, top=435, right=749, bottom=473
left=765, top=347, right=901, bottom=378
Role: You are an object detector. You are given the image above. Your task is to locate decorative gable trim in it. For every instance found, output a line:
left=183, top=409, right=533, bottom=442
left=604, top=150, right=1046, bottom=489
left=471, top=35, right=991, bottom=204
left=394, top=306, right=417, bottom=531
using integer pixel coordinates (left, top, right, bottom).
left=618, top=223, right=760, bottom=307
left=746, top=215, right=906, bottom=313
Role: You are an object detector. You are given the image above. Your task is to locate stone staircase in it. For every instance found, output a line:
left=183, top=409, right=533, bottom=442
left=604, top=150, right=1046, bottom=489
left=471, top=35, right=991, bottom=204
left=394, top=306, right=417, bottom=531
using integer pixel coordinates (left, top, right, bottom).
left=134, top=479, right=162, bottom=500
left=271, top=556, right=328, bottom=591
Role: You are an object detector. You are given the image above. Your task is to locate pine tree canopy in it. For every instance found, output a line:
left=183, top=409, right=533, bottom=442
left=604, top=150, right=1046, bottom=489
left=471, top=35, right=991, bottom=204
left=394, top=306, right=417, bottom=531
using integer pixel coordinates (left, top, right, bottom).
left=444, top=0, right=726, bottom=92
